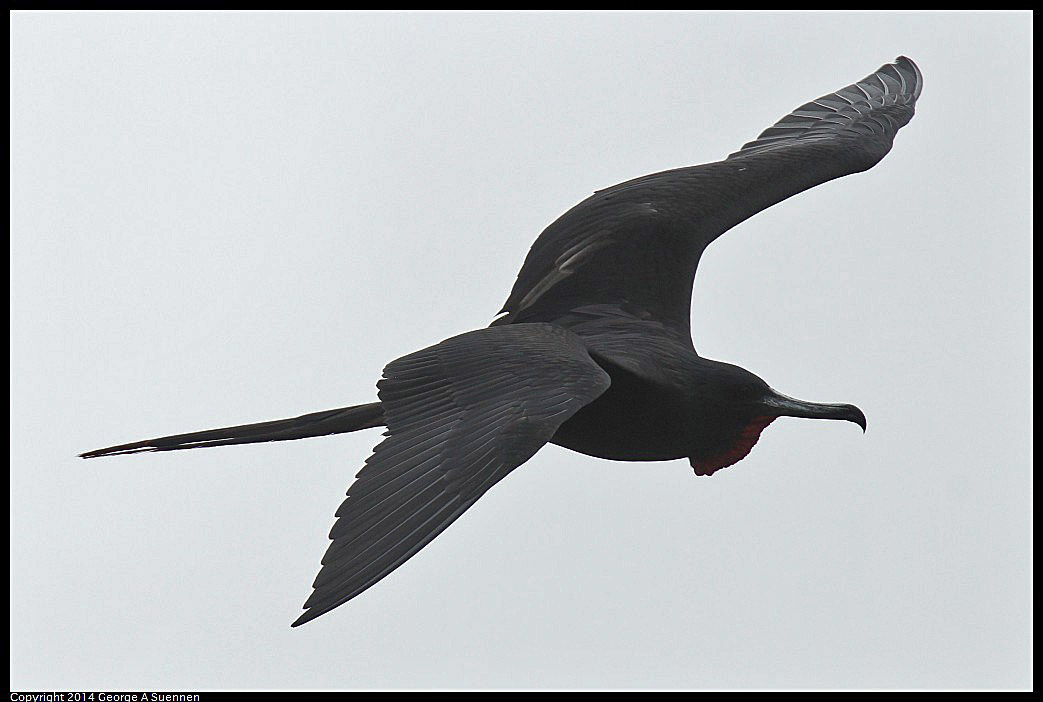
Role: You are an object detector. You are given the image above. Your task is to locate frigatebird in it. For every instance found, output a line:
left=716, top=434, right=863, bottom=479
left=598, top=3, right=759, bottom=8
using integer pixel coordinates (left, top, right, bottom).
left=82, top=57, right=922, bottom=626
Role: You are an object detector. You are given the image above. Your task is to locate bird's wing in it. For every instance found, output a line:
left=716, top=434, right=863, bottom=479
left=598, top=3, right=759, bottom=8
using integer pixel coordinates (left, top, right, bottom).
left=292, top=323, right=610, bottom=626
left=494, top=56, right=922, bottom=341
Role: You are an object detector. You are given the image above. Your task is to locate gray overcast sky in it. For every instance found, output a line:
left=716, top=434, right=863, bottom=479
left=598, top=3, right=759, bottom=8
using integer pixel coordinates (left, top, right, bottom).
left=11, top=11, right=1032, bottom=690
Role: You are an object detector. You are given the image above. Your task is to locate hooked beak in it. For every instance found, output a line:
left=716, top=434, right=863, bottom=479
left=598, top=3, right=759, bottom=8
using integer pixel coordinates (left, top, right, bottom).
left=761, top=390, right=867, bottom=432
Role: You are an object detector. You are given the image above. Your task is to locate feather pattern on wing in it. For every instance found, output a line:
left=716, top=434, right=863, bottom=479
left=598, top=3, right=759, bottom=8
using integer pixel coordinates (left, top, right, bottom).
left=292, top=323, right=610, bottom=626
left=494, top=57, right=922, bottom=348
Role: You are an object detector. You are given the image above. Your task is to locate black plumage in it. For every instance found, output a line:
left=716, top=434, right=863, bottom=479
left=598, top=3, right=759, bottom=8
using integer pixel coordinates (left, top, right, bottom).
left=82, top=57, right=922, bottom=626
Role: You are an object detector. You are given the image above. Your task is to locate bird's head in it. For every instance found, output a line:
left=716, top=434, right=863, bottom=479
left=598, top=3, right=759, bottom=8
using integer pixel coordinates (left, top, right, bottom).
left=697, top=360, right=866, bottom=431
left=687, top=360, right=866, bottom=476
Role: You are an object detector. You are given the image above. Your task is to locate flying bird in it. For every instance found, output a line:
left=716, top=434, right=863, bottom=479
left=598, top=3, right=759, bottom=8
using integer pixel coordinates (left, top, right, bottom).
left=82, top=56, right=922, bottom=626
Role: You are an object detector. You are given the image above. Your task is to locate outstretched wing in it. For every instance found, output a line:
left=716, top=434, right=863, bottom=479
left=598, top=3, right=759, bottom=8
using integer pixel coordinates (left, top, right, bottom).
left=292, top=323, right=610, bottom=626
left=494, top=57, right=922, bottom=341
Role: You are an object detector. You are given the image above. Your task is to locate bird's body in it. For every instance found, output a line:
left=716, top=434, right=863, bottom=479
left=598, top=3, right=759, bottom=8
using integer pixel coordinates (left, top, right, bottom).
left=546, top=337, right=764, bottom=467
left=552, top=347, right=704, bottom=463
left=82, top=57, right=922, bottom=626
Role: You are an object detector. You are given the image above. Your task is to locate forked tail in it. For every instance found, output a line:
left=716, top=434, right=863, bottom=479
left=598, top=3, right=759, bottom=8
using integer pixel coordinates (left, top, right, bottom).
left=79, top=402, right=386, bottom=459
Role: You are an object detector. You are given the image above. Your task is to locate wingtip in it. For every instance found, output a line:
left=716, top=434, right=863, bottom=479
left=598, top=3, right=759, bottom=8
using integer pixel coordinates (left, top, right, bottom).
left=892, top=56, right=923, bottom=100
left=290, top=609, right=315, bottom=628
left=727, top=55, right=922, bottom=161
